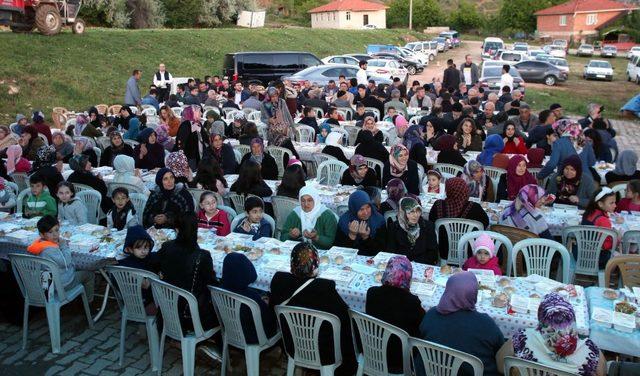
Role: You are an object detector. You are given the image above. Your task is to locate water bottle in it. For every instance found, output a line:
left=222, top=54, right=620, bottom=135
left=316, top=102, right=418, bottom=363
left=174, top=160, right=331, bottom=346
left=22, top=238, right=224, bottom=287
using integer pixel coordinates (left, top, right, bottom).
left=209, top=226, right=217, bottom=242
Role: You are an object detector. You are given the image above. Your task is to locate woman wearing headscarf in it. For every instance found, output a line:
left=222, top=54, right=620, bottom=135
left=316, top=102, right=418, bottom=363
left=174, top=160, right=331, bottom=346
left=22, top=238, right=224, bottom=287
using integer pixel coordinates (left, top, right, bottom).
left=6, top=145, right=31, bottom=175
left=275, top=164, right=305, bottom=199
left=355, top=116, right=384, bottom=144
left=341, top=154, right=378, bottom=187
left=547, top=155, right=595, bottom=208
left=316, top=123, right=332, bottom=143
left=72, top=136, right=98, bottom=167
left=605, top=150, right=640, bottom=184
left=403, top=124, right=428, bottom=171
left=527, top=148, right=545, bottom=168
left=491, top=153, right=510, bottom=169
left=435, top=134, right=466, bottom=167
left=321, top=131, right=350, bottom=165
left=19, top=125, right=45, bottom=161
left=499, top=184, right=554, bottom=239
left=501, top=121, right=527, bottom=154
left=387, top=197, right=438, bottom=265
left=205, top=133, right=237, bottom=175
left=366, top=256, right=425, bottom=374
left=30, top=110, right=52, bottom=144
left=239, top=137, right=278, bottom=180
left=424, top=118, right=445, bottom=148
left=122, top=117, right=141, bottom=141
left=261, top=86, right=294, bottom=132
left=51, top=132, right=74, bottom=162
left=226, top=112, right=246, bottom=139
left=30, top=146, right=63, bottom=194
left=476, top=134, right=504, bottom=166
left=159, top=105, right=181, bottom=137
left=134, top=128, right=165, bottom=170
left=174, top=105, right=209, bottom=170
left=419, top=272, right=504, bottom=376
left=100, top=131, right=134, bottom=167
left=461, top=160, right=494, bottom=202
left=538, top=119, right=580, bottom=179
left=269, top=243, right=357, bottom=376
left=111, top=155, right=150, bottom=196
left=280, top=184, right=338, bottom=249
left=75, top=113, right=103, bottom=139
left=354, top=130, right=390, bottom=170
left=238, top=121, right=260, bottom=146
left=115, top=106, right=136, bottom=132
left=497, top=293, right=606, bottom=376
left=0, top=125, right=18, bottom=153
left=166, top=150, right=194, bottom=185
left=496, top=155, right=537, bottom=201
left=67, top=154, right=110, bottom=213
left=154, top=122, right=175, bottom=151
left=142, top=168, right=195, bottom=228
left=383, top=144, right=420, bottom=195
left=335, top=190, right=387, bottom=256
left=380, top=178, right=410, bottom=214
left=429, top=178, right=489, bottom=261
left=221, top=253, right=277, bottom=344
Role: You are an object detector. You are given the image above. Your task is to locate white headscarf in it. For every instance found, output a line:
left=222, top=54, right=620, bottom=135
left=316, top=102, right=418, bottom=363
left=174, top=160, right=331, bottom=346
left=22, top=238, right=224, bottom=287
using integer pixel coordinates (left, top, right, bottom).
left=325, top=132, right=344, bottom=149
left=294, top=184, right=328, bottom=235
left=113, top=154, right=135, bottom=176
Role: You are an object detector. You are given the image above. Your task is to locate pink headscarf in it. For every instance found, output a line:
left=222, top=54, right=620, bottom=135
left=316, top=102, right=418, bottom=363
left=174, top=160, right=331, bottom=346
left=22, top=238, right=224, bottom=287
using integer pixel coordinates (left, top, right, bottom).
left=394, top=115, right=409, bottom=137
left=6, top=145, right=22, bottom=174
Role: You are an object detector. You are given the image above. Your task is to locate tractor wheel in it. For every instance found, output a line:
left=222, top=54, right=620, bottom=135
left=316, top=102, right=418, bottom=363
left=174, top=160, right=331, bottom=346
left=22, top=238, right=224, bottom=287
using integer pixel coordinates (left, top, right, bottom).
left=72, top=19, right=85, bottom=34
left=35, top=4, right=62, bottom=36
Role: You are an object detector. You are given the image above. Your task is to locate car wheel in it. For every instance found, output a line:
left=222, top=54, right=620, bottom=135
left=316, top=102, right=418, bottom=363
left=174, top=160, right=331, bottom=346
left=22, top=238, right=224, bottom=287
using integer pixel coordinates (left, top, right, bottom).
left=629, top=74, right=632, bottom=82
left=407, top=65, right=417, bottom=75
left=429, top=54, right=434, bottom=61
left=544, top=75, right=556, bottom=86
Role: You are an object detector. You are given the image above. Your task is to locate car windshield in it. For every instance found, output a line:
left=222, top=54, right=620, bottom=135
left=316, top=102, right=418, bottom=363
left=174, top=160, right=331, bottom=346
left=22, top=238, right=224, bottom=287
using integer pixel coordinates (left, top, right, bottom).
left=367, top=60, right=386, bottom=67
left=550, top=59, right=568, bottom=67
left=603, top=46, right=616, bottom=51
left=581, top=45, right=593, bottom=49
left=513, top=46, right=527, bottom=51
left=483, top=67, right=521, bottom=78
left=550, top=46, right=564, bottom=50
left=434, top=38, right=445, bottom=43
left=484, top=42, right=503, bottom=51
left=590, top=61, right=611, bottom=68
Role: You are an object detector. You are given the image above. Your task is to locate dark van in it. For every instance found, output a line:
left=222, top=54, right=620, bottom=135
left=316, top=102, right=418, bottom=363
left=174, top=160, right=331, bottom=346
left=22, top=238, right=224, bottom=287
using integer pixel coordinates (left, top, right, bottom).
left=222, top=51, right=323, bottom=84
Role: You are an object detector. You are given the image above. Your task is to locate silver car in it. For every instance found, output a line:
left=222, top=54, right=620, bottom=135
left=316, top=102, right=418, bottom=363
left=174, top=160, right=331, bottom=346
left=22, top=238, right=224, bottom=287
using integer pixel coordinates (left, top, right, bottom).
left=282, top=63, right=392, bottom=87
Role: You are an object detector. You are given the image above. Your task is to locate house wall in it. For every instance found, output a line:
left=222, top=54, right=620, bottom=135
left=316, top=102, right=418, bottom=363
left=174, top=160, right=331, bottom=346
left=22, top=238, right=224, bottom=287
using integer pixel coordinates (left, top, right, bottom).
left=310, top=10, right=386, bottom=29
left=537, top=10, right=630, bottom=42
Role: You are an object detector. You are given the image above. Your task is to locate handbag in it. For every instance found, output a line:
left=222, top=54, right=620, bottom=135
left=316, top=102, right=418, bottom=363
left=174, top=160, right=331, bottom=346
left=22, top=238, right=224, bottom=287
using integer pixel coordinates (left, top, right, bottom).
left=281, top=278, right=314, bottom=306
left=182, top=252, right=202, bottom=320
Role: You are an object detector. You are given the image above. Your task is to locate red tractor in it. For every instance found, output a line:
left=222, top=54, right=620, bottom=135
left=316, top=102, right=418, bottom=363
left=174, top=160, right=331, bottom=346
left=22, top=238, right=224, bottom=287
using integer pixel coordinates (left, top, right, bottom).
left=0, top=0, right=85, bottom=35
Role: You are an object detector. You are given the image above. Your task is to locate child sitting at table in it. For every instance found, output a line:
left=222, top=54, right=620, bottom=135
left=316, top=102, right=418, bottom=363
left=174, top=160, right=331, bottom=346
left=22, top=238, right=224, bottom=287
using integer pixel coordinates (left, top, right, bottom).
left=298, top=106, right=319, bottom=134
left=117, top=225, right=156, bottom=314
left=107, top=187, right=138, bottom=231
left=27, top=215, right=94, bottom=300
left=56, top=182, right=87, bottom=225
left=581, top=187, right=618, bottom=269
left=316, top=123, right=332, bottom=144
left=353, top=103, right=366, bottom=123
left=197, top=191, right=230, bottom=236
left=425, top=170, right=445, bottom=195
left=383, top=107, right=397, bottom=122
left=616, top=180, right=640, bottom=213
left=462, top=233, right=502, bottom=275
left=233, top=196, right=272, bottom=240
left=24, top=174, right=57, bottom=218
left=0, top=177, right=17, bottom=213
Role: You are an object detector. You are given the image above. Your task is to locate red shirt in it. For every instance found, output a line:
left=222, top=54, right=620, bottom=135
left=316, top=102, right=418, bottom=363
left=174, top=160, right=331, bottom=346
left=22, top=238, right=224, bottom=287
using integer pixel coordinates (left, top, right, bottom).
left=583, top=209, right=613, bottom=250
left=501, top=136, right=528, bottom=155
left=197, top=209, right=230, bottom=236
left=615, top=198, right=640, bottom=213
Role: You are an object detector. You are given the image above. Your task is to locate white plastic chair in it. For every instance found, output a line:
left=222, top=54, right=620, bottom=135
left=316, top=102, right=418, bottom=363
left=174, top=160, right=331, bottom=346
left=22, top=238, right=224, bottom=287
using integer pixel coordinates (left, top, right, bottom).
left=511, top=238, right=571, bottom=283
left=106, top=266, right=160, bottom=371
left=129, top=193, right=147, bottom=226
left=434, top=163, right=463, bottom=180
left=123, top=139, right=139, bottom=148
left=9, top=253, right=94, bottom=354
left=503, top=356, right=574, bottom=376
left=93, top=147, right=102, bottom=167
left=96, top=136, right=111, bottom=150
left=528, top=167, right=549, bottom=189
left=364, top=157, right=384, bottom=184
left=150, top=278, right=220, bottom=376
left=381, top=130, right=392, bottom=146
left=483, top=166, right=506, bottom=202
left=330, top=127, right=350, bottom=146
left=271, top=196, right=299, bottom=238
left=457, top=230, right=514, bottom=276
left=313, top=153, right=338, bottom=166
left=610, top=182, right=627, bottom=200
left=364, top=107, right=381, bottom=121
left=317, top=160, right=348, bottom=186
left=295, top=125, right=316, bottom=143
left=562, top=225, right=618, bottom=286
left=76, top=190, right=102, bottom=225
left=171, top=107, right=183, bottom=118
left=218, top=205, right=237, bottom=223
left=344, top=125, right=361, bottom=146
left=417, top=163, right=425, bottom=186
left=434, top=218, right=484, bottom=267
left=227, top=192, right=247, bottom=213
left=266, top=146, right=292, bottom=179
left=410, top=337, right=484, bottom=376
left=246, top=111, right=262, bottom=122
left=384, top=211, right=397, bottom=224
left=225, top=109, right=244, bottom=121
left=231, top=212, right=276, bottom=238
left=234, top=144, right=251, bottom=160
left=409, top=115, right=421, bottom=125
left=274, top=305, right=342, bottom=376
left=6, top=181, right=19, bottom=196
left=311, top=107, right=325, bottom=118
left=336, top=107, right=354, bottom=121
left=188, top=188, right=222, bottom=208
left=141, top=107, right=157, bottom=116
left=12, top=172, right=29, bottom=192
left=107, top=181, right=145, bottom=196
left=233, top=149, right=242, bottom=164
left=16, top=187, right=30, bottom=215
left=622, top=229, right=640, bottom=255
left=349, top=310, right=411, bottom=376
left=71, top=183, right=93, bottom=193
left=209, top=286, right=282, bottom=376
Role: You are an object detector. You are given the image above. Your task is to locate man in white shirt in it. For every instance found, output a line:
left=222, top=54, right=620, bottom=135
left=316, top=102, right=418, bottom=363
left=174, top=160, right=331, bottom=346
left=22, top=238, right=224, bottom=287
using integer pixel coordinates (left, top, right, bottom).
left=356, top=60, right=368, bottom=86
left=152, top=63, right=172, bottom=102
left=499, top=64, right=514, bottom=92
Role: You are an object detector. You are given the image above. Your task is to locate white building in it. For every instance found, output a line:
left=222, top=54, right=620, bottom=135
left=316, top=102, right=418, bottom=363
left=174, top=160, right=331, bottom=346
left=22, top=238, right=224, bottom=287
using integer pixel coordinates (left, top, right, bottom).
left=308, top=0, right=388, bottom=29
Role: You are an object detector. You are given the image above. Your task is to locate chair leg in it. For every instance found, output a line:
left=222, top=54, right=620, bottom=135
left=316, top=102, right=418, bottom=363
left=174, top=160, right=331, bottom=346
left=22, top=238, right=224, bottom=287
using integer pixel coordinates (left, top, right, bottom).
left=21, top=301, right=29, bottom=350
left=146, top=318, right=160, bottom=372
left=320, top=365, right=336, bottom=376
left=286, top=358, right=295, bottom=376
left=181, top=338, right=196, bottom=376
left=221, top=340, right=229, bottom=376
left=45, top=303, right=61, bottom=354
left=118, top=314, right=127, bottom=366
left=80, top=290, right=94, bottom=329
left=157, top=332, right=166, bottom=376
left=244, top=346, right=260, bottom=376
left=356, top=355, right=364, bottom=376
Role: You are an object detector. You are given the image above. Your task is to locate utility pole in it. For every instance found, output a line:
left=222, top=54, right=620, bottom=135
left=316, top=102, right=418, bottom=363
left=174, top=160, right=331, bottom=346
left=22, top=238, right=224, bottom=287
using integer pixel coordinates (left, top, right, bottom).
left=409, top=0, right=413, bottom=30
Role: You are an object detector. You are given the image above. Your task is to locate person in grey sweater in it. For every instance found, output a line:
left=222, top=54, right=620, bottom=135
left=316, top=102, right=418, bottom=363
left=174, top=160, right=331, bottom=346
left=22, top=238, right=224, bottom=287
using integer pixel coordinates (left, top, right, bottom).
left=124, top=69, right=142, bottom=107
left=56, top=182, right=88, bottom=225
left=459, top=55, right=479, bottom=86
left=384, top=89, right=407, bottom=115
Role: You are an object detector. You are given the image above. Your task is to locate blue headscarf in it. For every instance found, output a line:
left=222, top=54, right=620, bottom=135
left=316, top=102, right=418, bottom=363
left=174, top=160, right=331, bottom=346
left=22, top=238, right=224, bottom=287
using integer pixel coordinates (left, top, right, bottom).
left=476, top=134, right=504, bottom=166
left=403, top=124, right=424, bottom=151
left=222, top=252, right=257, bottom=293
left=338, top=190, right=385, bottom=238
left=317, top=123, right=332, bottom=143
left=123, top=117, right=140, bottom=141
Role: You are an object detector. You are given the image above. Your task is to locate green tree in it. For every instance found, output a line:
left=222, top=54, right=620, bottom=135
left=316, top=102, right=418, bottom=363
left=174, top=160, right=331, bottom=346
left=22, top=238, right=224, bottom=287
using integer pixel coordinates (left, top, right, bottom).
left=387, top=0, right=444, bottom=29
left=449, top=1, right=483, bottom=32
left=496, top=0, right=565, bottom=34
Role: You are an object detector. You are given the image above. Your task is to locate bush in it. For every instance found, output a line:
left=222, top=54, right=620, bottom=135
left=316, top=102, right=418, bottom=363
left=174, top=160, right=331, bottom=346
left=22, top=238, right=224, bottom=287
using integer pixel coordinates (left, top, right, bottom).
left=449, top=1, right=483, bottom=32
left=387, top=0, right=444, bottom=29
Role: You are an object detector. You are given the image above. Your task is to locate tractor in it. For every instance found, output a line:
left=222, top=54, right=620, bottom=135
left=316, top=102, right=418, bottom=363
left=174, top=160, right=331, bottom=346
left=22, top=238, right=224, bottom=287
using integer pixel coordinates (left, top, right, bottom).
left=0, top=0, right=85, bottom=35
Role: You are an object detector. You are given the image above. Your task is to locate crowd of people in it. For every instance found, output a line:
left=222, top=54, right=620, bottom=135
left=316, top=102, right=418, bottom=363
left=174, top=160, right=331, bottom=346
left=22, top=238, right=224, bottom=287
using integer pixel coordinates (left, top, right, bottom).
left=3, top=59, right=639, bottom=375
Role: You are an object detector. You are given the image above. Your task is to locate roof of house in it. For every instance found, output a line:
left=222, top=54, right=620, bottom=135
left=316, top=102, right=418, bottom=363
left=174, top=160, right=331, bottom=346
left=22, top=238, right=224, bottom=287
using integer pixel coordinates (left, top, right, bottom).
left=535, top=0, right=637, bottom=16
left=308, top=0, right=388, bottom=13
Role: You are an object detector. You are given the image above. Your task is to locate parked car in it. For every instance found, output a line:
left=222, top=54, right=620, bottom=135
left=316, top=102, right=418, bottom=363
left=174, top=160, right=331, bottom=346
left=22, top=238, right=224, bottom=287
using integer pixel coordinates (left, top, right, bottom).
left=626, top=46, right=640, bottom=59
left=282, top=63, right=392, bottom=87
left=366, top=59, right=408, bottom=80
left=553, top=39, right=569, bottom=52
left=600, top=45, right=618, bottom=58
left=362, top=24, right=377, bottom=29
left=397, top=47, right=429, bottom=66
left=548, top=57, right=570, bottom=74
left=577, top=44, right=594, bottom=57
left=439, top=31, right=461, bottom=47
left=514, top=60, right=567, bottom=86
left=495, top=50, right=528, bottom=64
left=433, top=37, right=450, bottom=52
left=346, top=53, right=373, bottom=63
left=370, top=52, right=424, bottom=75
left=322, top=55, right=360, bottom=65
left=482, top=37, right=505, bottom=60
left=583, top=60, right=614, bottom=81
left=513, top=42, right=529, bottom=53
left=547, top=45, right=567, bottom=58
left=627, top=54, right=640, bottom=84
left=404, top=41, right=437, bottom=61
left=535, top=54, right=554, bottom=62
left=478, top=65, right=525, bottom=93
left=223, top=51, right=322, bottom=84
left=528, top=49, right=546, bottom=59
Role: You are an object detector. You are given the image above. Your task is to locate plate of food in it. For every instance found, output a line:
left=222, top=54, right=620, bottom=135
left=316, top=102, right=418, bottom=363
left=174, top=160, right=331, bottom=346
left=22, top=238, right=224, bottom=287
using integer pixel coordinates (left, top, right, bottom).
left=603, top=289, right=619, bottom=300
left=492, top=293, right=509, bottom=308
left=615, top=301, right=637, bottom=315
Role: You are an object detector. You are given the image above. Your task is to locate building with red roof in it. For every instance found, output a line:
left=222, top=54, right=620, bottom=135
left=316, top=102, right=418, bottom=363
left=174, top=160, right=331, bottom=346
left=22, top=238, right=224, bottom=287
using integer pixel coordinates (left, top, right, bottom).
left=308, top=0, right=388, bottom=29
left=534, top=0, right=637, bottom=43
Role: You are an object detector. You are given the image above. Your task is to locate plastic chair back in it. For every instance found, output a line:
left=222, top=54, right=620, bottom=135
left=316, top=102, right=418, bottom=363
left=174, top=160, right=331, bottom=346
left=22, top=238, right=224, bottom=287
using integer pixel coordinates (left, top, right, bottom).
left=350, top=310, right=411, bottom=376
left=95, top=104, right=108, bottom=115
left=93, top=147, right=102, bottom=166
left=311, top=107, right=325, bottom=118
left=129, top=193, right=147, bottom=226
left=364, top=157, right=384, bottom=184
left=410, top=337, right=484, bottom=376
left=246, top=111, right=261, bottom=122
left=364, top=107, right=381, bottom=121
left=234, top=144, right=251, bottom=159
left=384, top=211, right=397, bottom=224
left=274, top=305, right=342, bottom=371
left=266, top=146, right=292, bottom=179
left=434, top=218, right=484, bottom=266
left=12, top=172, right=29, bottom=192
left=188, top=188, right=223, bottom=209
left=344, top=125, right=361, bottom=146
left=9, top=253, right=66, bottom=306
left=458, top=230, right=514, bottom=276
left=562, top=225, right=618, bottom=277
left=604, top=255, right=640, bottom=288
left=317, top=160, right=348, bottom=186
left=141, top=107, right=157, bottom=116
left=227, top=192, right=247, bottom=213
left=295, top=125, right=316, bottom=143
left=512, top=238, right=571, bottom=283
left=76, top=190, right=102, bottom=224
left=528, top=168, right=549, bottom=189
left=313, top=153, right=337, bottom=166
left=106, top=266, right=158, bottom=322
left=71, top=183, right=93, bottom=193
left=231, top=213, right=276, bottom=238
left=483, top=166, right=506, bottom=201
left=609, top=181, right=627, bottom=200
left=96, top=136, right=111, bottom=150
left=171, top=107, right=183, bottom=118
left=336, top=107, right=354, bottom=121
left=108, top=105, right=122, bottom=116
left=330, top=127, right=350, bottom=146
left=149, top=278, right=204, bottom=341
left=271, top=196, right=299, bottom=237
left=123, top=139, right=139, bottom=148
left=622, top=229, right=640, bottom=255
left=6, top=181, right=19, bottom=196
left=434, top=163, right=463, bottom=180
left=409, top=115, right=421, bottom=125
left=503, top=356, right=574, bottom=376
left=16, top=187, right=31, bottom=215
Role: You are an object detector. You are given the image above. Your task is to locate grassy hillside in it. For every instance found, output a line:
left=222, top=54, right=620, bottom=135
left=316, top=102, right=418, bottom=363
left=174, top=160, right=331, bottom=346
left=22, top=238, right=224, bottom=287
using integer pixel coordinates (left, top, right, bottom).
left=0, top=27, right=424, bottom=124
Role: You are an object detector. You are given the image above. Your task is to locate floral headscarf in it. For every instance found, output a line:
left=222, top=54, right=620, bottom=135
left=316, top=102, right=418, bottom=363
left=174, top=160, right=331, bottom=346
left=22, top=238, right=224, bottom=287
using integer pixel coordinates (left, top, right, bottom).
left=398, top=197, right=421, bottom=246
left=384, top=178, right=408, bottom=210
left=31, top=145, right=56, bottom=172
left=500, top=184, right=550, bottom=235
left=461, top=160, right=487, bottom=200
left=290, top=242, right=319, bottom=279
left=555, top=155, right=582, bottom=205
left=349, top=154, right=367, bottom=184
left=166, top=150, right=190, bottom=178
left=249, top=137, right=264, bottom=165
left=389, top=144, right=409, bottom=178
left=382, top=255, right=413, bottom=291
left=552, top=119, right=582, bottom=140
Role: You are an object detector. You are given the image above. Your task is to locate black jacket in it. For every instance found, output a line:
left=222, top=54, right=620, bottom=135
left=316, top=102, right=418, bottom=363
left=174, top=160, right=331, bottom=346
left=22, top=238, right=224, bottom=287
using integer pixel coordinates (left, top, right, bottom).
left=436, top=150, right=467, bottom=167
left=387, top=218, right=439, bottom=265
left=340, top=168, right=378, bottom=187
left=335, top=222, right=388, bottom=257
left=100, top=144, right=135, bottom=167
left=240, top=153, right=278, bottom=181
left=442, top=66, right=461, bottom=90
left=382, top=159, right=421, bottom=195
left=204, top=143, right=238, bottom=175
left=428, top=201, right=489, bottom=261
left=174, top=121, right=210, bottom=165
left=142, top=184, right=195, bottom=228
left=321, top=145, right=350, bottom=166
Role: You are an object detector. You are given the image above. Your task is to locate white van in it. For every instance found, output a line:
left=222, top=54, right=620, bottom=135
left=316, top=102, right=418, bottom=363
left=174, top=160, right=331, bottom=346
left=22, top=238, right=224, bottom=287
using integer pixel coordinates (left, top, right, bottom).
left=627, top=53, right=640, bottom=84
left=482, top=37, right=505, bottom=60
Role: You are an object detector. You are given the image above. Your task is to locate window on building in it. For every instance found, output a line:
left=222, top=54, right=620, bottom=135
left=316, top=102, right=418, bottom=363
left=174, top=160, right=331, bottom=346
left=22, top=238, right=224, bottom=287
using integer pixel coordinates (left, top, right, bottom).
left=346, top=11, right=351, bottom=20
left=559, top=15, right=566, bottom=26
left=333, top=13, right=336, bottom=20
left=586, top=13, right=597, bottom=25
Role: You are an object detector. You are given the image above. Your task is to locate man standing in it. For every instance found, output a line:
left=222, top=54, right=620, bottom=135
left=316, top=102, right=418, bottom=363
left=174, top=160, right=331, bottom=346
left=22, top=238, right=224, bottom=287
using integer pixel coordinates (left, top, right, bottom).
left=442, top=59, right=460, bottom=91
left=460, top=55, right=479, bottom=88
left=499, top=65, right=514, bottom=92
left=153, top=63, right=172, bottom=102
left=124, top=69, right=142, bottom=107
left=357, top=60, right=368, bottom=86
